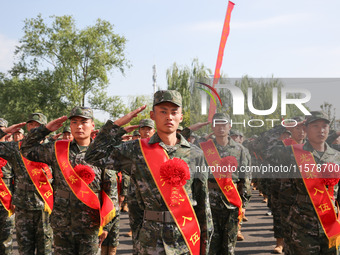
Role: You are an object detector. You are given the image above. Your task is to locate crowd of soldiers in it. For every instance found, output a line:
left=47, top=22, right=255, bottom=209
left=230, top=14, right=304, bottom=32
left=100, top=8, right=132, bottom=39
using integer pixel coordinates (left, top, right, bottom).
left=0, top=89, right=340, bottom=255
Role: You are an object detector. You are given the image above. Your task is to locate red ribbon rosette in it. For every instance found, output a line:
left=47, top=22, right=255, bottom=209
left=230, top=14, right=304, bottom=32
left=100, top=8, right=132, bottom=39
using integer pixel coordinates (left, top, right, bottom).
left=321, top=163, right=340, bottom=200
left=74, top=164, right=95, bottom=185
left=160, top=158, right=190, bottom=187
left=160, top=158, right=190, bottom=207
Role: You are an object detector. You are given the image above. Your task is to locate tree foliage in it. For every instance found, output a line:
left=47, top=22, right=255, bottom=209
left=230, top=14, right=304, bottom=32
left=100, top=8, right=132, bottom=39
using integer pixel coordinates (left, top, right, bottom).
left=0, top=15, right=129, bottom=125
left=166, top=59, right=212, bottom=128
left=7, top=14, right=129, bottom=119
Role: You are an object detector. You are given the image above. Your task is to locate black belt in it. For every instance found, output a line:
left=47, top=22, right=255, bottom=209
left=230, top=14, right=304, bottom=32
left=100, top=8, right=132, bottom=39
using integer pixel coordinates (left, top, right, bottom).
left=143, top=210, right=174, bottom=223
left=17, top=183, right=36, bottom=191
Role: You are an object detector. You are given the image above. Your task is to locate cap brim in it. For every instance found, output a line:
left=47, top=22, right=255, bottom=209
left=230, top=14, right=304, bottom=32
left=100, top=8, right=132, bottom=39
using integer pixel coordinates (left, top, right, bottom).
left=27, top=119, right=44, bottom=125
left=154, top=100, right=181, bottom=107
left=68, top=115, right=92, bottom=119
left=306, top=118, right=330, bottom=125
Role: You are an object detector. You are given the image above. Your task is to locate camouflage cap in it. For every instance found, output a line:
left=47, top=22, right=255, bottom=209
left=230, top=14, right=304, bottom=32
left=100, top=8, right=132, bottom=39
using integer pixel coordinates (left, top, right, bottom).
left=305, top=111, right=330, bottom=126
left=68, top=106, right=93, bottom=119
left=139, top=119, right=154, bottom=128
left=0, top=118, right=8, bottom=128
left=133, top=130, right=141, bottom=136
left=153, top=90, right=182, bottom=107
left=27, top=113, right=47, bottom=125
left=230, top=129, right=241, bottom=136
left=63, top=126, right=71, bottom=133
left=284, top=116, right=306, bottom=127
left=212, top=112, right=231, bottom=122
left=177, top=125, right=183, bottom=131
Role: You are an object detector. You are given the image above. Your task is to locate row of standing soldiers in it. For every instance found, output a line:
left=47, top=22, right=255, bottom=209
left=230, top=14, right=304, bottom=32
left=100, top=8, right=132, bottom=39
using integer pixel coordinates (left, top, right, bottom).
left=1, top=89, right=340, bottom=255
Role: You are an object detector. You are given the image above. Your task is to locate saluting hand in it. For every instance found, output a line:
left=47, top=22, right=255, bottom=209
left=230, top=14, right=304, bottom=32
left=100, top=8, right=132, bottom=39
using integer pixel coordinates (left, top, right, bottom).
left=124, top=125, right=139, bottom=133
left=3, top=122, right=26, bottom=134
left=46, top=116, right=68, bottom=132
left=114, top=105, right=147, bottom=127
left=188, top=121, right=210, bottom=131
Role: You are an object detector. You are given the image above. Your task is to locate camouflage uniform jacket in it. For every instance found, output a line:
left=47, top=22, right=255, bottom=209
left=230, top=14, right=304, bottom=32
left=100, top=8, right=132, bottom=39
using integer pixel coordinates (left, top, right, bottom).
left=85, top=120, right=213, bottom=255
left=270, top=141, right=340, bottom=230
left=207, top=138, right=251, bottom=210
left=20, top=126, right=118, bottom=233
left=0, top=129, right=46, bottom=210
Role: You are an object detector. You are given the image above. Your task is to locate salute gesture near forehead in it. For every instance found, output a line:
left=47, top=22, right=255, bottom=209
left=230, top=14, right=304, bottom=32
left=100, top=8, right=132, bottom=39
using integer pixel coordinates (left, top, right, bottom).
left=45, top=105, right=146, bottom=135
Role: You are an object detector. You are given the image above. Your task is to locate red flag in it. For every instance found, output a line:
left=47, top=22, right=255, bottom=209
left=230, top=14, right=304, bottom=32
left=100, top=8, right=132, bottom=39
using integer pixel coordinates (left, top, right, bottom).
left=208, top=1, right=235, bottom=121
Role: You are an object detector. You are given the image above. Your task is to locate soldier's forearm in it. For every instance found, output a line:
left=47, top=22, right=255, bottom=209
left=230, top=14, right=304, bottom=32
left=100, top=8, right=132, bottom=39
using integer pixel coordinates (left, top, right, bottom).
left=20, top=125, right=51, bottom=161
left=85, top=121, right=124, bottom=168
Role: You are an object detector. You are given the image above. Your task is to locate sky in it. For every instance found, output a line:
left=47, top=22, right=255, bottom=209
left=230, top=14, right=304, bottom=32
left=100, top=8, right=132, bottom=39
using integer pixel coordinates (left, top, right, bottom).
left=1, top=0, right=340, bottom=121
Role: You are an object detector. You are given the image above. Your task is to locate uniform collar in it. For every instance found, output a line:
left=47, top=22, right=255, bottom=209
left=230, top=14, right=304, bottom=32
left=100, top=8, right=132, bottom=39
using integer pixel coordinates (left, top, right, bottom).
left=213, top=136, right=236, bottom=148
left=149, top=132, right=190, bottom=148
left=303, top=141, right=336, bottom=159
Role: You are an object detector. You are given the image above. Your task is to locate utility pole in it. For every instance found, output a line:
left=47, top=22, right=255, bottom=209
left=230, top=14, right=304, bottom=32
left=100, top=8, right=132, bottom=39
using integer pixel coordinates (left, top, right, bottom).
left=152, top=64, right=157, bottom=94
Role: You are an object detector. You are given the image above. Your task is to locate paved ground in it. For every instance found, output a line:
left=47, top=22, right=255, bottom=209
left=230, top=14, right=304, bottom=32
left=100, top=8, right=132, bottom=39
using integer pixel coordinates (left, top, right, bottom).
left=12, top=189, right=278, bottom=254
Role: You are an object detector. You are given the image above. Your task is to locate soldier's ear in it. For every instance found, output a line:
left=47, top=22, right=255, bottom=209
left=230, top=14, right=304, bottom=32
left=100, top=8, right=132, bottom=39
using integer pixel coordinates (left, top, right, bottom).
left=150, top=110, right=155, bottom=120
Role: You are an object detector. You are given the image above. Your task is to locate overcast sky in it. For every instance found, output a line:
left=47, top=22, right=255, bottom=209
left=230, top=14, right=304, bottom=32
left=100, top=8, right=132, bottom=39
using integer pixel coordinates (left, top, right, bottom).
left=1, top=0, right=339, bottom=120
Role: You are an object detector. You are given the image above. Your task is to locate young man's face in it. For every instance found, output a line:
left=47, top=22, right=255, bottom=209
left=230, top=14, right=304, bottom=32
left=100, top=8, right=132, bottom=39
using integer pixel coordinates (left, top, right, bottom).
left=139, top=126, right=155, bottom=139
left=304, top=120, right=329, bottom=145
left=287, top=124, right=306, bottom=142
left=150, top=102, right=183, bottom=135
left=13, top=132, right=24, bottom=142
left=26, top=121, right=41, bottom=132
left=62, top=132, right=73, bottom=141
left=211, top=122, right=231, bottom=138
left=231, top=135, right=241, bottom=143
left=70, top=117, right=94, bottom=141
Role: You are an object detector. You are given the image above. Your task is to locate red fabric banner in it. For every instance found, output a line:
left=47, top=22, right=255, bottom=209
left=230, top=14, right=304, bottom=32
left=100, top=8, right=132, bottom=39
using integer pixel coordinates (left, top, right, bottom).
left=139, top=138, right=201, bottom=255
left=208, top=1, right=235, bottom=121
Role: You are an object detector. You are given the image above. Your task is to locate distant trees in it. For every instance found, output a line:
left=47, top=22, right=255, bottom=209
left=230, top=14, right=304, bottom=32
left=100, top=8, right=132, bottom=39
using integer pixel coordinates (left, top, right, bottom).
left=0, top=14, right=129, bottom=123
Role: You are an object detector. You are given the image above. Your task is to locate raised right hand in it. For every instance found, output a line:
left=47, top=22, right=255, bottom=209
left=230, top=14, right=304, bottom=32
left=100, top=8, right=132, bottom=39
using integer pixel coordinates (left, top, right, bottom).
left=46, top=116, right=68, bottom=132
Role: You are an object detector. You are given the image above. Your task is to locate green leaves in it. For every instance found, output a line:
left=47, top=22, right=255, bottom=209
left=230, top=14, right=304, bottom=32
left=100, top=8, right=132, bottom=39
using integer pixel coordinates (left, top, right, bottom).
left=1, top=14, right=129, bottom=125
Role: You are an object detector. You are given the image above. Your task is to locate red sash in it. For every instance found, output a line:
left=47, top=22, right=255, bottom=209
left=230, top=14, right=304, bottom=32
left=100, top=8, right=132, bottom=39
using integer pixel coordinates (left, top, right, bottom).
left=139, top=138, right=201, bottom=255
left=292, top=144, right=340, bottom=248
left=200, top=140, right=242, bottom=218
left=55, top=140, right=115, bottom=235
left=282, top=138, right=298, bottom=146
left=0, top=158, right=13, bottom=216
left=19, top=143, right=54, bottom=213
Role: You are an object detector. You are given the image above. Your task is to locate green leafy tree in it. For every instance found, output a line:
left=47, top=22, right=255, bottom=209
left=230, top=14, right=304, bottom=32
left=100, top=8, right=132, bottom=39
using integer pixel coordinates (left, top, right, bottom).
left=0, top=71, right=67, bottom=125
left=12, top=14, right=129, bottom=113
left=122, top=95, right=153, bottom=130
left=166, top=59, right=212, bottom=128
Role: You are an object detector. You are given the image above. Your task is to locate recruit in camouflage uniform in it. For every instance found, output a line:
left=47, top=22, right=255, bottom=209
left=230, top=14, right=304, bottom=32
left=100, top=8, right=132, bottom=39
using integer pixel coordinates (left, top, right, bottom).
left=85, top=90, right=213, bottom=255
left=200, top=113, right=251, bottom=255
left=0, top=113, right=53, bottom=255
left=0, top=118, right=15, bottom=255
left=20, top=107, right=119, bottom=255
left=269, top=111, right=340, bottom=254
left=262, top=117, right=306, bottom=254
left=125, top=118, right=156, bottom=253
